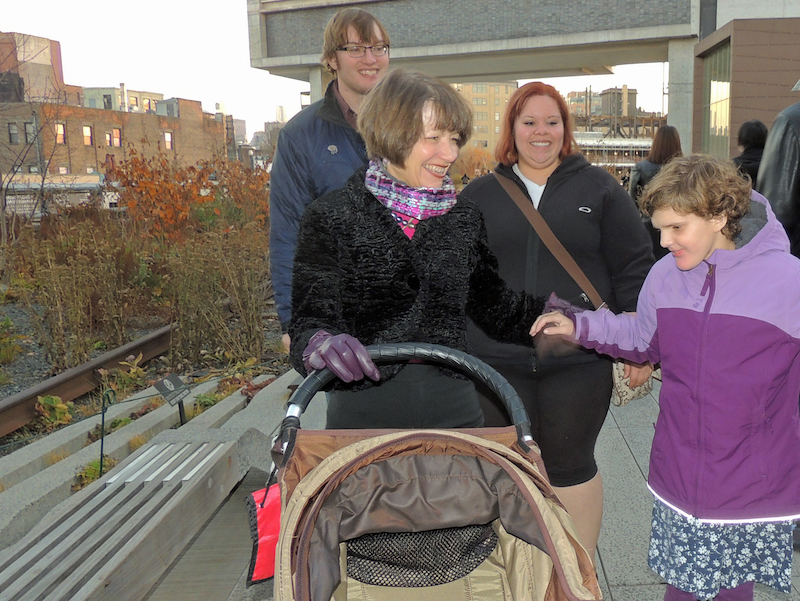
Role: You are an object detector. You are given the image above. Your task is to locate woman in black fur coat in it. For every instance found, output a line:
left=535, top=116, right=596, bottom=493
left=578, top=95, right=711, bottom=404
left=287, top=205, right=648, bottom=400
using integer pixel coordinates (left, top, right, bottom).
left=288, top=69, right=546, bottom=430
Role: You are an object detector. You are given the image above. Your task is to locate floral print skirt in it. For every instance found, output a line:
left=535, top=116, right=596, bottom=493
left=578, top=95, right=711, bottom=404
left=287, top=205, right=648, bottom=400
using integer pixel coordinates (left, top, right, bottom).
left=648, top=499, right=793, bottom=600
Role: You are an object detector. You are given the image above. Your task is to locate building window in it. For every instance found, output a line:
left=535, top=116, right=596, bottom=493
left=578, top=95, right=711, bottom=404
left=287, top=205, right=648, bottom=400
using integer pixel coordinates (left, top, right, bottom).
left=701, top=42, right=731, bottom=157
left=495, top=126, right=500, bottom=134
left=472, top=97, right=488, bottom=106
left=105, top=128, right=122, bottom=148
left=25, top=122, right=35, bottom=143
left=58, top=166, right=68, bottom=175
left=494, top=85, right=500, bottom=93
left=472, top=84, right=487, bottom=93
left=473, top=125, right=489, bottom=133
left=83, top=125, right=93, bottom=146
left=86, top=166, right=94, bottom=174
left=55, top=123, right=66, bottom=144
left=495, top=98, right=500, bottom=106
left=103, top=94, right=113, bottom=110
left=129, top=96, right=138, bottom=110
left=475, top=112, right=488, bottom=121
left=8, top=123, right=19, bottom=144
left=495, top=112, right=500, bottom=121
left=473, top=140, right=488, bottom=148
left=164, top=131, right=173, bottom=150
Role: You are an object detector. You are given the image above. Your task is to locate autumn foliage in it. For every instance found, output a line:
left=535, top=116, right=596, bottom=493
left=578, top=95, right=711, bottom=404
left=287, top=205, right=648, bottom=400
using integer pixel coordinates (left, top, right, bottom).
left=451, top=146, right=495, bottom=185
left=105, top=150, right=270, bottom=239
left=6, top=153, right=274, bottom=371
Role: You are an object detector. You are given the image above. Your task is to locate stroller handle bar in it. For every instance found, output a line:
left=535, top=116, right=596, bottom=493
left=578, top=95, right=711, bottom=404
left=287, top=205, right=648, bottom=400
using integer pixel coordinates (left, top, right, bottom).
left=285, top=342, right=534, bottom=443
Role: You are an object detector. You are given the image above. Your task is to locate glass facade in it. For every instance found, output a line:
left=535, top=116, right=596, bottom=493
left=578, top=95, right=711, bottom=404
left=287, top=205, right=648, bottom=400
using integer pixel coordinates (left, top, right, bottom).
left=701, top=43, right=731, bottom=157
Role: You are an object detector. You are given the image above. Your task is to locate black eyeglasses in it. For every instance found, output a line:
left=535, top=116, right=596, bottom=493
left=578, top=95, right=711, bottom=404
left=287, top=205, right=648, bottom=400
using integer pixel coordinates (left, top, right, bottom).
left=336, top=44, right=389, bottom=58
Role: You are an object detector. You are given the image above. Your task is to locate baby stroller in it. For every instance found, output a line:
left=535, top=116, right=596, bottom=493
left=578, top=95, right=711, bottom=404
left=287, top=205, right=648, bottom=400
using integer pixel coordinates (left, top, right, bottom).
left=269, top=343, right=602, bottom=601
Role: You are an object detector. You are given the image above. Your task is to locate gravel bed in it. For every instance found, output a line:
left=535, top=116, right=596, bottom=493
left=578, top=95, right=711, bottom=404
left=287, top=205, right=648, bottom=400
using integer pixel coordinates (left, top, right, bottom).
left=0, top=301, right=290, bottom=402
left=0, top=303, right=53, bottom=399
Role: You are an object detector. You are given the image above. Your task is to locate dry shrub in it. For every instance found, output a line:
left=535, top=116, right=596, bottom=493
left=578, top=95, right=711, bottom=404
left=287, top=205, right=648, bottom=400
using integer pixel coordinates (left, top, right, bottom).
left=166, top=224, right=269, bottom=367
left=128, top=434, right=149, bottom=453
left=45, top=449, right=69, bottom=466
left=15, top=207, right=166, bottom=370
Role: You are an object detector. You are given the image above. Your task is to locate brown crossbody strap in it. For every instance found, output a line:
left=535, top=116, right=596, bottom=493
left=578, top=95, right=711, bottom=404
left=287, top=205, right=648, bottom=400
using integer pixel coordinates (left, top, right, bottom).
left=493, top=172, right=606, bottom=310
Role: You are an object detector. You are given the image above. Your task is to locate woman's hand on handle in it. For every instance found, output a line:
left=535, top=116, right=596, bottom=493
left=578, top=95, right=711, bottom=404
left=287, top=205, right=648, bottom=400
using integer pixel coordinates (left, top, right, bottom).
left=530, top=311, right=575, bottom=338
left=302, top=331, right=381, bottom=382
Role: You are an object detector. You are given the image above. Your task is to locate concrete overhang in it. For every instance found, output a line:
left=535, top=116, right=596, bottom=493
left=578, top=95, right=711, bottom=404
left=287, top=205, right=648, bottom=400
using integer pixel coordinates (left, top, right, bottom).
left=249, top=24, right=695, bottom=83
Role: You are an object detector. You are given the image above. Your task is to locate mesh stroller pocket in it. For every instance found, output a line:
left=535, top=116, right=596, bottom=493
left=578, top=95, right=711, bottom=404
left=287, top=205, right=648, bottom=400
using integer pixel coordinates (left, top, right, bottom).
left=345, top=523, right=498, bottom=587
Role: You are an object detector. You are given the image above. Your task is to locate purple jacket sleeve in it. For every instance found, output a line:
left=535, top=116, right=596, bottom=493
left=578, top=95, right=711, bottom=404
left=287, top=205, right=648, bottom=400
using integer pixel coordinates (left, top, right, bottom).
left=571, top=271, right=660, bottom=364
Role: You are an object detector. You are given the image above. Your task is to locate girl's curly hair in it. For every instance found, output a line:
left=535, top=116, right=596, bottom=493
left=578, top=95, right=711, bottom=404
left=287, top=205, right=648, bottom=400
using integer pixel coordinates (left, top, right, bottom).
left=638, top=154, right=751, bottom=240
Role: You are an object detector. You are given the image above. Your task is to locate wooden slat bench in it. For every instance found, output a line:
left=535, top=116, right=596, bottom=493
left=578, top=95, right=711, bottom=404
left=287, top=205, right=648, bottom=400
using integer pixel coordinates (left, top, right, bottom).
left=0, top=441, right=239, bottom=601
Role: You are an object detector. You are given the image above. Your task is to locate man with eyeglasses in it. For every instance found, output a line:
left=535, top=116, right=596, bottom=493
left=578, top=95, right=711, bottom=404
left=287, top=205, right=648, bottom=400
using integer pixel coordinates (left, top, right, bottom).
left=269, top=7, right=390, bottom=352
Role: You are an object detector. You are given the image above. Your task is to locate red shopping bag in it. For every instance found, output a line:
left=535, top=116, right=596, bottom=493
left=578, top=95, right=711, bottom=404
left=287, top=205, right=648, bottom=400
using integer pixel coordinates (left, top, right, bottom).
left=246, top=484, right=281, bottom=584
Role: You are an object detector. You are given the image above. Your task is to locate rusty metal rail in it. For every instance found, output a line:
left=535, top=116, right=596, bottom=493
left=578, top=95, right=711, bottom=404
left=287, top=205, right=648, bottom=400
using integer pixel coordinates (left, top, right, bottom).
left=0, top=324, right=176, bottom=438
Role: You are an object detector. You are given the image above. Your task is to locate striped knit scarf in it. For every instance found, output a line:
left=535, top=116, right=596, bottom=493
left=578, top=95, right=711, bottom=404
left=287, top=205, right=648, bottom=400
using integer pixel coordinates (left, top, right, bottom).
left=365, top=159, right=457, bottom=220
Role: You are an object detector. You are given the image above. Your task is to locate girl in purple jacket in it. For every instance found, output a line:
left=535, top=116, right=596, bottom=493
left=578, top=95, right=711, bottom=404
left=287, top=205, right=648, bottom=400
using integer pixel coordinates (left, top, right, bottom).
left=531, top=154, right=800, bottom=601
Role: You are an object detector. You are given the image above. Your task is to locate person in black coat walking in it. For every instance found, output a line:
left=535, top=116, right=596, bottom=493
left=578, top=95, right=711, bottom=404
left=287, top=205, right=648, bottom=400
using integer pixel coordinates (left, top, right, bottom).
left=732, top=119, right=767, bottom=189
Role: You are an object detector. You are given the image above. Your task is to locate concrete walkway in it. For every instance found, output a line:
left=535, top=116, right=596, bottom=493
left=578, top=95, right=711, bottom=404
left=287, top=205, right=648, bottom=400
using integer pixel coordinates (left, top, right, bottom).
left=150, top=376, right=800, bottom=601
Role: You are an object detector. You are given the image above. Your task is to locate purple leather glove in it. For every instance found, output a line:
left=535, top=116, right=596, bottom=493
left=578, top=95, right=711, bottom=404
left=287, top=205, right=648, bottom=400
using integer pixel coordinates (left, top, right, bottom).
left=544, top=292, right=583, bottom=322
left=301, top=330, right=381, bottom=383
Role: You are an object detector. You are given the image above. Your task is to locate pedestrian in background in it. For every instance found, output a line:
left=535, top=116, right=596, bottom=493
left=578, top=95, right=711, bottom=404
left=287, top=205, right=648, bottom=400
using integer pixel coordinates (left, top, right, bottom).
left=732, top=119, right=767, bottom=189
left=629, top=124, right=684, bottom=258
left=269, top=8, right=390, bottom=352
left=758, top=99, right=800, bottom=257
left=532, top=154, right=800, bottom=601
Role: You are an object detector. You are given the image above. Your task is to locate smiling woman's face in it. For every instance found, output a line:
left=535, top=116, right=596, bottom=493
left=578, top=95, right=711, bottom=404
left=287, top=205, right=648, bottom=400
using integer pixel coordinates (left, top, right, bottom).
left=513, top=95, right=564, bottom=183
left=386, top=103, right=461, bottom=189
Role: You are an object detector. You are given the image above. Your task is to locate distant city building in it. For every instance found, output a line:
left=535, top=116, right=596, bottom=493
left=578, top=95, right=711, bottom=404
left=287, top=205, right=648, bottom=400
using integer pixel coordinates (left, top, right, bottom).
left=0, top=31, right=80, bottom=104
left=566, top=90, right=602, bottom=117
left=1, top=31, right=230, bottom=217
left=83, top=85, right=163, bottom=113
left=231, top=119, right=247, bottom=146
left=600, top=86, right=638, bottom=117
left=453, top=81, right=518, bottom=153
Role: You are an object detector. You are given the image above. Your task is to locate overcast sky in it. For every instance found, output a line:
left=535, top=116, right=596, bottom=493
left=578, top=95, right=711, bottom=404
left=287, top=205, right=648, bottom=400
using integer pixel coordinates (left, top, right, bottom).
left=4, top=1, right=668, bottom=139
left=3, top=0, right=310, bottom=139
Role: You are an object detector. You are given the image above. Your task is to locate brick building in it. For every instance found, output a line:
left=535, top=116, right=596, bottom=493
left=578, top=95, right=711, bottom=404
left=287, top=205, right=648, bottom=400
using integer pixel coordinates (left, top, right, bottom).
left=1, top=31, right=230, bottom=217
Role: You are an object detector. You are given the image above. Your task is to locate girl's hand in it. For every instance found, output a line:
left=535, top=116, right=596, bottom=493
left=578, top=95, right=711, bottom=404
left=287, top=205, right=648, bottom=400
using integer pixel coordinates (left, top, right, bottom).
left=530, top=311, right=575, bottom=337
left=624, top=360, right=653, bottom=388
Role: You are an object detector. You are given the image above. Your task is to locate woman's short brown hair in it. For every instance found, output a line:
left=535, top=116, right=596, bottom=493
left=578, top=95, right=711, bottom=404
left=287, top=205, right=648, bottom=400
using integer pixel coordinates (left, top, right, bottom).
left=646, top=125, right=683, bottom=165
left=639, top=154, right=751, bottom=240
left=321, top=8, right=389, bottom=74
left=495, top=82, right=577, bottom=166
left=357, top=69, right=472, bottom=167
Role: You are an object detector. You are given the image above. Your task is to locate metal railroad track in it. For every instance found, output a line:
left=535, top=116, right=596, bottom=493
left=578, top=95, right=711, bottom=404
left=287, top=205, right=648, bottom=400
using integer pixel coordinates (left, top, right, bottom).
left=0, top=324, right=176, bottom=438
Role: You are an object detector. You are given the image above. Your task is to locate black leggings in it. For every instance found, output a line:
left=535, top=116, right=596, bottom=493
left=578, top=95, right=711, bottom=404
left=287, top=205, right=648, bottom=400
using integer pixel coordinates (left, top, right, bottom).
left=476, top=357, right=612, bottom=487
left=327, top=364, right=485, bottom=430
